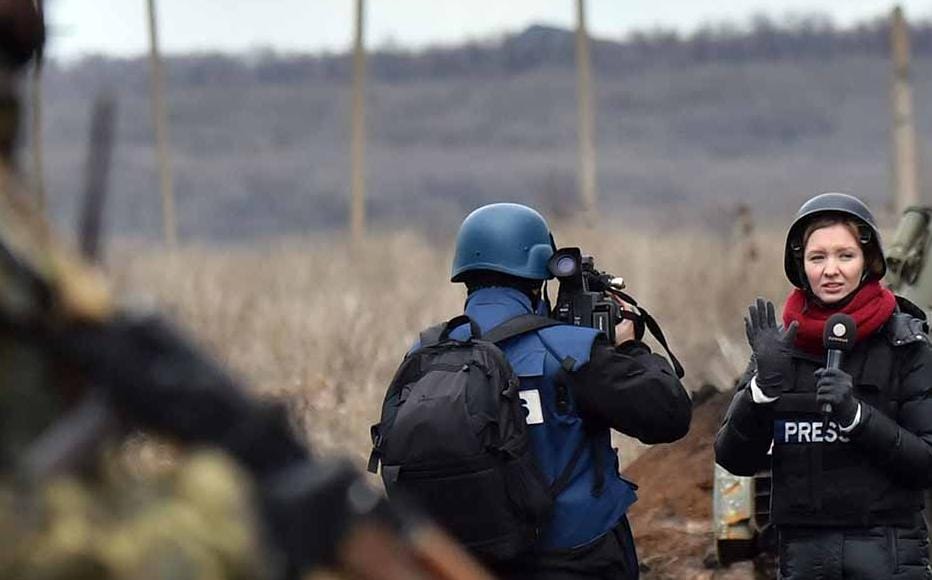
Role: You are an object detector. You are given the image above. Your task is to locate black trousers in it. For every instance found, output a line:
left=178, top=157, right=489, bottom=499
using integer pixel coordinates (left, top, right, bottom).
left=492, top=517, right=639, bottom=580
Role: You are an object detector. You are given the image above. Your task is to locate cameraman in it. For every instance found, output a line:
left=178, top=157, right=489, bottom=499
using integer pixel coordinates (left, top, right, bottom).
left=441, top=203, right=691, bottom=579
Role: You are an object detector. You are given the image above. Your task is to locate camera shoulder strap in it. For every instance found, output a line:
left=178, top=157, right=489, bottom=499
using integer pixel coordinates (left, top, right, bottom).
left=612, top=290, right=685, bottom=379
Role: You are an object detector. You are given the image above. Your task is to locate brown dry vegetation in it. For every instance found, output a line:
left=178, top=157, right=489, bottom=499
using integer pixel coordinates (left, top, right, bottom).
left=107, top=222, right=791, bottom=578
left=109, top=223, right=787, bottom=462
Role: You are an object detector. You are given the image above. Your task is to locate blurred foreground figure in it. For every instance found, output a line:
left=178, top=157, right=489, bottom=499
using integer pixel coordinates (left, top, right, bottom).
left=370, top=203, right=692, bottom=579
left=0, top=4, right=492, bottom=579
left=715, top=193, right=932, bottom=579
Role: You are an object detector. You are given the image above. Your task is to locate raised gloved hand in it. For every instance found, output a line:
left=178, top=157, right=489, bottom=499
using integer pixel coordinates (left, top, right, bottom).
left=745, top=298, right=798, bottom=399
left=815, top=367, right=859, bottom=427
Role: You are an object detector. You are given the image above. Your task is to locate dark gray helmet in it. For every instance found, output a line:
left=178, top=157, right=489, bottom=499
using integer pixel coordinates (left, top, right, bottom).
left=784, top=192, right=885, bottom=288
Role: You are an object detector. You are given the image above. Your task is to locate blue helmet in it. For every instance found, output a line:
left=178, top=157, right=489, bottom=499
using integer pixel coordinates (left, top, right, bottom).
left=451, top=203, right=555, bottom=282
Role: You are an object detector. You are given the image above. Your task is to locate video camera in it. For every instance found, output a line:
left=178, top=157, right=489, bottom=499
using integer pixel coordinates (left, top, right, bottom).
left=548, top=248, right=631, bottom=344
left=547, top=247, right=684, bottom=378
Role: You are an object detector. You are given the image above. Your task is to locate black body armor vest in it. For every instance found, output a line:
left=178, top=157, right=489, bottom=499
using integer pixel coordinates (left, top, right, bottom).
left=770, top=319, right=926, bottom=527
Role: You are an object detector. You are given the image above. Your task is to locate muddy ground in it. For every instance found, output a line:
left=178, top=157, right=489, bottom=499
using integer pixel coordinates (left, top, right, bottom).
left=625, top=389, right=767, bottom=579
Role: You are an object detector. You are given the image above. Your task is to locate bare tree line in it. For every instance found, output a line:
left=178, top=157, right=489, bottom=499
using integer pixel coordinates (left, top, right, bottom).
left=39, top=16, right=932, bottom=87
left=24, top=10, right=932, bottom=241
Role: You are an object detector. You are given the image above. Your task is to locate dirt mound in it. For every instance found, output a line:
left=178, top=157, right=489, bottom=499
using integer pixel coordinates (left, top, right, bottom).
left=623, top=390, right=752, bottom=579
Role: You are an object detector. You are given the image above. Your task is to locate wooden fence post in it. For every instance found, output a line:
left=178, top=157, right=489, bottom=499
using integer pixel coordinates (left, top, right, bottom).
left=350, top=0, right=367, bottom=244
left=147, top=0, right=177, bottom=246
left=891, top=6, right=921, bottom=213
left=575, top=0, right=598, bottom=226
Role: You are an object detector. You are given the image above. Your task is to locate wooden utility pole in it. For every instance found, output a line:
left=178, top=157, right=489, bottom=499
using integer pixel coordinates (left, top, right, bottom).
left=350, top=0, right=367, bottom=244
left=891, top=5, right=921, bottom=213
left=147, top=0, right=177, bottom=246
left=30, top=0, right=44, bottom=213
left=575, top=0, right=598, bottom=225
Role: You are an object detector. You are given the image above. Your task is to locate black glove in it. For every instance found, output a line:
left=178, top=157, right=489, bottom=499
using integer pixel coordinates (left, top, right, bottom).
left=815, top=367, right=859, bottom=427
left=745, top=298, right=798, bottom=399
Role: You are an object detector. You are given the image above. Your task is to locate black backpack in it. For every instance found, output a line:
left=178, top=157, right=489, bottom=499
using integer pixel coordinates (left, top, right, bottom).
left=368, top=314, right=587, bottom=561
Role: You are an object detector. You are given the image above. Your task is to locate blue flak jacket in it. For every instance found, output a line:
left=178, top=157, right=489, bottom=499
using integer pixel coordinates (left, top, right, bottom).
left=445, top=287, right=638, bottom=550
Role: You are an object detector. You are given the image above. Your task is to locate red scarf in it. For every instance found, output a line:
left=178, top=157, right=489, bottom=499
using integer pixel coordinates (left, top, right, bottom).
left=782, top=281, right=897, bottom=355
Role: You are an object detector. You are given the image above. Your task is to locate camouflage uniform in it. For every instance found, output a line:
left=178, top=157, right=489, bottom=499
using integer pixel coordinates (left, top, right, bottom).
left=0, top=4, right=278, bottom=579
left=0, top=450, right=267, bottom=580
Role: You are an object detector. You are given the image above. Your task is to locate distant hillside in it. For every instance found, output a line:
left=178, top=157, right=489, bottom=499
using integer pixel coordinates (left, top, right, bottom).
left=27, top=17, right=932, bottom=239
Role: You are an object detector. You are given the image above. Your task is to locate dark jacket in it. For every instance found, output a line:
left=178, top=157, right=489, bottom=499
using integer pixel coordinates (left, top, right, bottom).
left=573, top=338, right=693, bottom=445
left=777, top=519, right=930, bottom=580
left=715, top=304, right=932, bottom=579
left=450, top=287, right=691, bottom=557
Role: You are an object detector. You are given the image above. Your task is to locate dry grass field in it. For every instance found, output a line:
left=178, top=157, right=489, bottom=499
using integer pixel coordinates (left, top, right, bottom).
left=108, top=221, right=790, bottom=469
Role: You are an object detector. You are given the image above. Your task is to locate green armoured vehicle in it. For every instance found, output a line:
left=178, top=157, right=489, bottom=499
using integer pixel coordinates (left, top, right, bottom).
left=884, top=206, right=932, bottom=554
left=713, top=207, right=932, bottom=565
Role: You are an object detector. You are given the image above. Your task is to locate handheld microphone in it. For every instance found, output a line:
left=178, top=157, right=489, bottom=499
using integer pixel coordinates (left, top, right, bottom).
left=821, top=313, right=857, bottom=415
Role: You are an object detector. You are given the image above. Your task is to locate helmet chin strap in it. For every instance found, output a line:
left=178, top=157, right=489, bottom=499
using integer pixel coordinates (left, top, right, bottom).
left=543, top=234, right=556, bottom=315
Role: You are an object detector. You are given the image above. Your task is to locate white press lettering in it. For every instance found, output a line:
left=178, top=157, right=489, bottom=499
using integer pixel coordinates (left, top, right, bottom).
left=812, top=422, right=824, bottom=443
left=798, top=422, right=812, bottom=443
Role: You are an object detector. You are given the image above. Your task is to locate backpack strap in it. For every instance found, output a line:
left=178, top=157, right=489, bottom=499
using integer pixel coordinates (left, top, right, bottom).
left=482, top=314, right=563, bottom=344
left=367, top=424, right=382, bottom=473
left=590, top=438, right=605, bottom=497
left=549, top=436, right=589, bottom=498
left=420, top=314, right=481, bottom=347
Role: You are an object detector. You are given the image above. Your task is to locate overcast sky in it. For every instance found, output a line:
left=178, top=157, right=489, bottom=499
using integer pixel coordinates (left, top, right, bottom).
left=48, top=1, right=932, bottom=61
